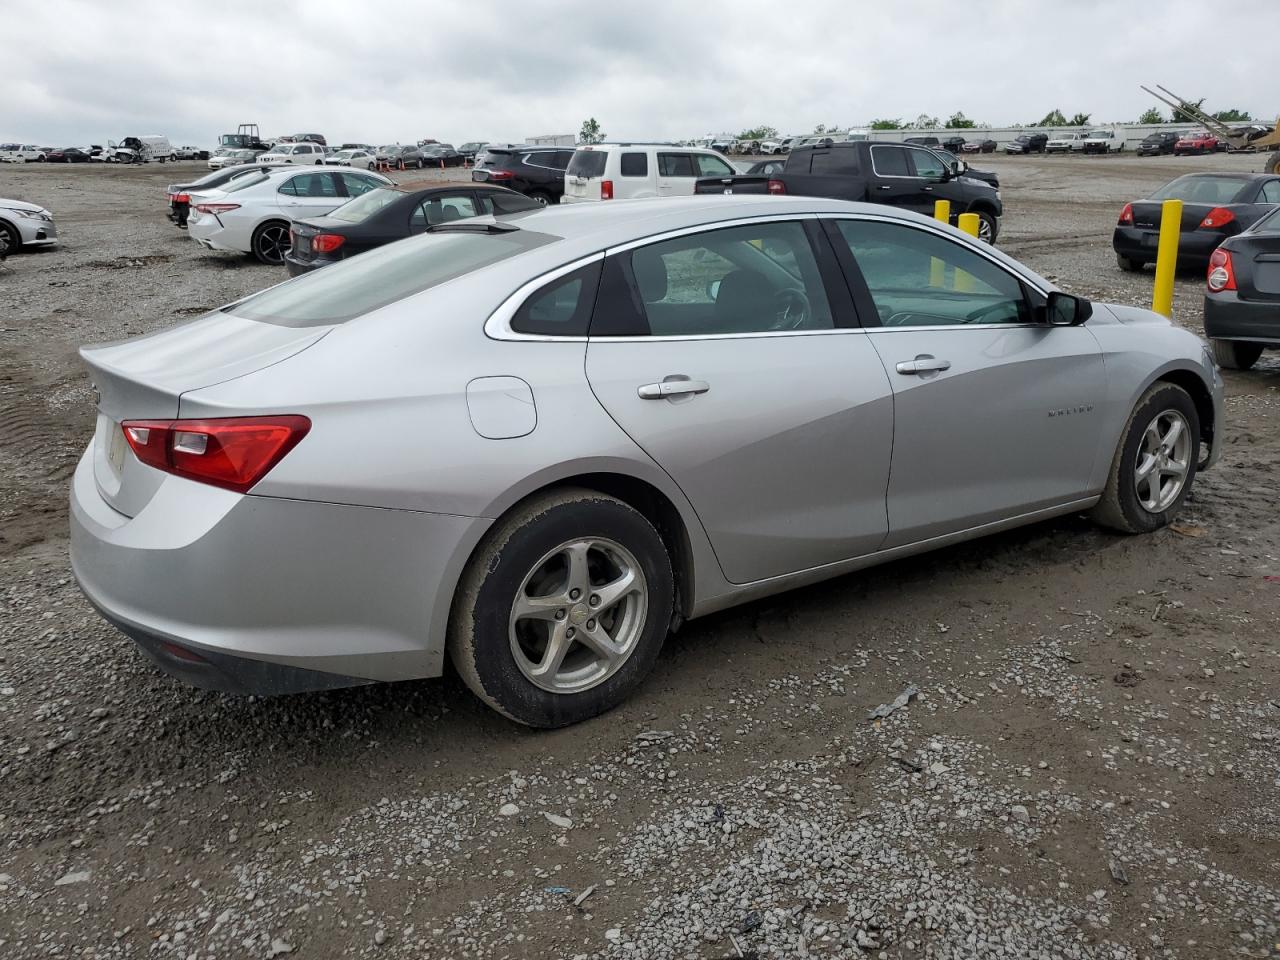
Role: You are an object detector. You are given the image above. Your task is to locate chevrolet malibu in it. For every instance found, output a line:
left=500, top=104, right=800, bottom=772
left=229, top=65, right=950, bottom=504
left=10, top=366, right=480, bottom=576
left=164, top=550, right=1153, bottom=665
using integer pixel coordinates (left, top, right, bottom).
left=71, top=196, right=1223, bottom=727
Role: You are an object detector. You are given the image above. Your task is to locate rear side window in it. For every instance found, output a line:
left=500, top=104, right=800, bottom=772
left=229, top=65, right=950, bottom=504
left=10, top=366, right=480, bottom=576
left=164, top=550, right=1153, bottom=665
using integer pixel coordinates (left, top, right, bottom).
left=870, top=146, right=910, bottom=177
left=810, top=148, right=859, bottom=175
left=1257, top=180, right=1280, bottom=205
left=229, top=229, right=561, bottom=327
left=620, top=152, right=648, bottom=177
left=658, top=153, right=695, bottom=177
left=279, top=173, right=339, bottom=198
left=338, top=172, right=380, bottom=196
left=567, top=150, right=608, bottom=177
left=510, top=262, right=602, bottom=336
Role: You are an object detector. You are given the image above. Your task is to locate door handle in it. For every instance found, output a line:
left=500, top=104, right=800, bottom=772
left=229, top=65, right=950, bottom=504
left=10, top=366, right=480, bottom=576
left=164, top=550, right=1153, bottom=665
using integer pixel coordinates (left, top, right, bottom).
left=877, top=184, right=892, bottom=190
left=923, top=186, right=934, bottom=192
left=638, top=377, right=710, bottom=399
left=896, top=358, right=952, bottom=375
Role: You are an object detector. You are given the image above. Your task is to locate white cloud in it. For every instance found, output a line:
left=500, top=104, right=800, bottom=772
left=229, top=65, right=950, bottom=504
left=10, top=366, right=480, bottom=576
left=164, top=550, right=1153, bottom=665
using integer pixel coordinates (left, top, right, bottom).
left=2, top=0, right=1275, bottom=148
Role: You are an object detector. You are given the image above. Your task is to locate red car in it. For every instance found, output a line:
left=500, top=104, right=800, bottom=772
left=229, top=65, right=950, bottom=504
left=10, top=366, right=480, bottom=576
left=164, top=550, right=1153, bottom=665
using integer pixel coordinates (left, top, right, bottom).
left=1174, top=131, right=1220, bottom=156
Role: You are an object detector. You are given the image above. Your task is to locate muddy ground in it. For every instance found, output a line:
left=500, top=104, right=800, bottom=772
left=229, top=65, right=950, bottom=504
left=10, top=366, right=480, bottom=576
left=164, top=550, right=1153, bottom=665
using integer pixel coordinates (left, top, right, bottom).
left=0, top=153, right=1278, bottom=959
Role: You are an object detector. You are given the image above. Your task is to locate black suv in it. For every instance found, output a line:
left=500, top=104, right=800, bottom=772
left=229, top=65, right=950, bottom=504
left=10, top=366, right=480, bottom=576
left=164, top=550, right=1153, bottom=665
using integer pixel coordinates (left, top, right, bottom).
left=1136, top=131, right=1180, bottom=156
left=471, top=146, right=574, bottom=204
left=1005, top=133, right=1048, bottom=154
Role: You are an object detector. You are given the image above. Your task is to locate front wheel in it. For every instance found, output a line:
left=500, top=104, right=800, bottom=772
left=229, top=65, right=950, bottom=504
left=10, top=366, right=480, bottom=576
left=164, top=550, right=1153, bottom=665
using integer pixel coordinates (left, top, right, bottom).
left=1092, top=382, right=1200, bottom=534
left=0, top=220, right=20, bottom=256
left=448, top=489, right=674, bottom=728
left=1211, top=339, right=1263, bottom=370
left=972, top=210, right=998, bottom=244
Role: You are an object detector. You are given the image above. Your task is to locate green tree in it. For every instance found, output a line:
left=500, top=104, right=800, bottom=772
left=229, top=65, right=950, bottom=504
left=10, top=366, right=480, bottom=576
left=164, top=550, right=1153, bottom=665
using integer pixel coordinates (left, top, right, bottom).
left=906, top=114, right=940, bottom=130
left=1171, top=98, right=1206, bottom=124
left=578, top=118, right=605, bottom=144
left=1037, top=109, right=1067, bottom=126
left=738, top=125, right=778, bottom=141
left=944, top=111, right=976, bottom=129
left=1213, top=108, right=1252, bottom=122
left=1138, top=107, right=1163, bottom=124
left=869, top=118, right=902, bottom=130
left=1068, top=112, right=1091, bottom=126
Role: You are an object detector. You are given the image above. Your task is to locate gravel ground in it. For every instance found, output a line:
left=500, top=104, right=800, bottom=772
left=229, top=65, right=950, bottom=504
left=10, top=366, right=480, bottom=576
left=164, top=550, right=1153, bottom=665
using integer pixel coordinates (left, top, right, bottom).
left=1, top=153, right=1279, bottom=960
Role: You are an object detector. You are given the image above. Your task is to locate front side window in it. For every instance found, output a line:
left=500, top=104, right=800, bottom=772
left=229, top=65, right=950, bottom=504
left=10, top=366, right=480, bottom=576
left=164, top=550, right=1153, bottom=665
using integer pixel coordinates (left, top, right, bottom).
left=339, top=172, right=379, bottom=196
left=694, top=154, right=733, bottom=177
left=907, top=148, right=947, bottom=179
left=834, top=219, right=1031, bottom=327
left=607, top=221, right=834, bottom=337
left=657, top=153, right=696, bottom=177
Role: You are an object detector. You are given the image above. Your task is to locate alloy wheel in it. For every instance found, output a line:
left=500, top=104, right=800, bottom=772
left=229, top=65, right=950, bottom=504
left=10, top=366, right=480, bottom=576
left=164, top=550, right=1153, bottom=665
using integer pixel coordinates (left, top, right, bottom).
left=508, top=537, right=648, bottom=694
left=1134, top=410, right=1191, bottom=513
left=256, top=224, right=290, bottom=264
left=977, top=217, right=994, bottom=243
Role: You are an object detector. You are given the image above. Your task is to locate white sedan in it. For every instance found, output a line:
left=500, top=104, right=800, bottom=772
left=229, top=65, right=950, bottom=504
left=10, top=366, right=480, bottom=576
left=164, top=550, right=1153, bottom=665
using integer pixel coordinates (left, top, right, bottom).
left=324, top=149, right=376, bottom=170
left=187, top=166, right=391, bottom=264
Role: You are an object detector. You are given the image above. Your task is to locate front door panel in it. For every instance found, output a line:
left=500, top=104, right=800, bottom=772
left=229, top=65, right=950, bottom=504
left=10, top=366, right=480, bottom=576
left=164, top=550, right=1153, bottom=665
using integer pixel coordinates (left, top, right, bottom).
left=586, top=334, right=894, bottom=583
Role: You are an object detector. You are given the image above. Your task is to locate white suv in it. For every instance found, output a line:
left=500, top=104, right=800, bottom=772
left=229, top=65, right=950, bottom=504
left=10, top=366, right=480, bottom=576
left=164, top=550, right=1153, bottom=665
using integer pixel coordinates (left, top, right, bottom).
left=562, top=144, right=736, bottom=202
left=257, top=142, right=326, bottom=165
left=1, top=144, right=47, bottom=163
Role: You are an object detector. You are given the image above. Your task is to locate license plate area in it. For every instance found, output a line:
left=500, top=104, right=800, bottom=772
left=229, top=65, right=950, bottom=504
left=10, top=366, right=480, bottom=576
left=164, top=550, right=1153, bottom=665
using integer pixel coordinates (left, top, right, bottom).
left=1140, top=232, right=1159, bottom=248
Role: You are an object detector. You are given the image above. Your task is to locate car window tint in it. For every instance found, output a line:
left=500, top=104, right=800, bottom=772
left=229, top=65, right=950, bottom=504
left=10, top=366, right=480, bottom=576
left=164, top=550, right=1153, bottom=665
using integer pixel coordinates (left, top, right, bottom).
left=620, top=152, right=648, bottom=177
left=1259, top=181, right=1280, bottom=204
left=413, top=193, right=480, bottom=228
left=870, top=146, right=910, bottom=177
left=835, top=219, right=1029, bottom=327
left=510, top=262, right=602, bottom=336
left=810, top=149, right=859, bottom=175
left=525, top=151, right=553, bottom=167
left=281, top=173, right=338, bottom=198
left=330, top=187, right=400, bottom=223
left=694, top=154, right=734, bottom=177
left=339, top=173, right=379, bottom=197
left=619, top=221, right=834, bottom=337
left=908, top=148, right=947, bottom=178
left=657, top=153, right=696, bottom=177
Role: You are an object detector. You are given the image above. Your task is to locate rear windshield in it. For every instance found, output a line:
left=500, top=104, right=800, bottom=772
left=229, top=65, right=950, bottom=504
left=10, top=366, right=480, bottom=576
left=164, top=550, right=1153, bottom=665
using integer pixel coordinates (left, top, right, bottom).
left=227, top=228, right=561, bottom=327
left=567, top=150, right=608, bottom=178
left=1248, top=206, right=1280, bottom=235
left=1150, top=175, right=1250, bottom=204
left=328, top=187, right=402, bottom=223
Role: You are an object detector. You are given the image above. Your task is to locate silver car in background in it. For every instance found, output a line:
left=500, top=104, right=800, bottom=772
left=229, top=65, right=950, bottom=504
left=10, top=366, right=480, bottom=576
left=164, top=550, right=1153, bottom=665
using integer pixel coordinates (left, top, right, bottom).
left=71, top=197, right=1222, bottom=726
left=0, top=198, right=58, bottom=253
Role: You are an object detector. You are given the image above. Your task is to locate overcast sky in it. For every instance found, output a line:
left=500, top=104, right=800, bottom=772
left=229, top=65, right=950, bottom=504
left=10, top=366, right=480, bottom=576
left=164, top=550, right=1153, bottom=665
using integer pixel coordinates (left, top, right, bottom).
left=2, top=0, right=1275, bottom=148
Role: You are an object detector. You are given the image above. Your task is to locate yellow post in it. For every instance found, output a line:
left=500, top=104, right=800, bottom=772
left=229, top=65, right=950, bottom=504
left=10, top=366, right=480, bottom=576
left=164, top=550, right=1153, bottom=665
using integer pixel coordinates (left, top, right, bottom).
left=956, top=213, right=980, bottom=292
left=931, top=200, right=951, bottom=287
left=1151, top=198, right=1182, bottom=318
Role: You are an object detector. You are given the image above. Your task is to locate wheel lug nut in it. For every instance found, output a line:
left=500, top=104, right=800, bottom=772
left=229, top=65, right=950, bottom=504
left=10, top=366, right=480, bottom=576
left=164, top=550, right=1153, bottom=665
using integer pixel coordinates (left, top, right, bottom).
left=589, top=594, right=600, bottom=606
left=566, top=627, right=576, bottom=638
left=555, top=609, right=566, bottom=620
left=569, top=588, right=581, bottom=600
left=586, top=619, right=596, bottom=630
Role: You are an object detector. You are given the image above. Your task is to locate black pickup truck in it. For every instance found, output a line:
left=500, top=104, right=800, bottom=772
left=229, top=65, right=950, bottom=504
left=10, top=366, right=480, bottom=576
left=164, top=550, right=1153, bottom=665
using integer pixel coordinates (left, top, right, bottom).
left=694, top=140, right=1003, bottom=242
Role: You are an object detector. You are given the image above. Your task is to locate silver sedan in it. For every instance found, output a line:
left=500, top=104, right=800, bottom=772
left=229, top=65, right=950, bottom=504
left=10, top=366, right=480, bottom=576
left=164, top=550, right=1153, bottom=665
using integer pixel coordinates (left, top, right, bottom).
left=71, top=197, right=1223, bottom=726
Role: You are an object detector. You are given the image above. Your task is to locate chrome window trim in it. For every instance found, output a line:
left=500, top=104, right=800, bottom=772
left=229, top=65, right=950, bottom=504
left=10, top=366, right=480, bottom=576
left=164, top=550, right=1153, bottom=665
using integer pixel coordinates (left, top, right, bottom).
left=868, top=144, right=918, bottom=180
left=483, top=253, right=604, bottom=342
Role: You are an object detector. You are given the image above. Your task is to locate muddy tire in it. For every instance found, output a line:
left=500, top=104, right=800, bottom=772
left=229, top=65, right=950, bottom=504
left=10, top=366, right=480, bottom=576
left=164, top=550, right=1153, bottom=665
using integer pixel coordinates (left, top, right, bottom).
left=448, top=488, right=673, bottom=728
left=1211, top=339, right=1263, bottom=371
left=1092, top=382, right=1200, bottom=534
left=1116, top=254, right=1145, bottom=273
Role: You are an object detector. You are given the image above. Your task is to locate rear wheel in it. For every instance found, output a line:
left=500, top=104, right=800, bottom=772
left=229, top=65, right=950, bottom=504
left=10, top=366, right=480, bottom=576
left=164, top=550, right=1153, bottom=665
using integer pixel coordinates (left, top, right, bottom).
left=250, top=220, right=291, bottom=265
left=528, top=189, right=553, bottom=206
left=1211, top=339, right=1263, bottom=370
left=1117, top=254, right=1145, bottom=273
left=1092, top=382, right=1200, bottom=534
left=448, top=489, right=674, bottom=728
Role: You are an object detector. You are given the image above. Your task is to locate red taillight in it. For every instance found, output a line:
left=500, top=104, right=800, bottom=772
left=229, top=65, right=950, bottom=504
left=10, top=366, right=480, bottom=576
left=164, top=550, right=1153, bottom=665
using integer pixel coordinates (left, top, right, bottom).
left=486, top=170, right=513, bottom=181
left=121, top=416, right=311, bottom=493
left=1206, top=248, right=1237, bottom=292
left=600, top=179, right=614, bottom=200
left=1118, top=202, right=1133, bottom=226
left=173, top=192, right=189, bottom=203
left=194, top=202, right=240, bottom=214
left=312, top=233, right=345, bottom=253
left=1199, top=207, right=1235, bottom=229
left=767, top=179, right=786, bottom=195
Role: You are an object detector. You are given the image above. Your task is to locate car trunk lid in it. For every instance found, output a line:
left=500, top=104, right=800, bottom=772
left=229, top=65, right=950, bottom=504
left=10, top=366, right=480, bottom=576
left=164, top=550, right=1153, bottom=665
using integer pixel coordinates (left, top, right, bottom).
left=81, top=312, right=331, bottom=517
left=1231, top=234, right=1280, bottom=301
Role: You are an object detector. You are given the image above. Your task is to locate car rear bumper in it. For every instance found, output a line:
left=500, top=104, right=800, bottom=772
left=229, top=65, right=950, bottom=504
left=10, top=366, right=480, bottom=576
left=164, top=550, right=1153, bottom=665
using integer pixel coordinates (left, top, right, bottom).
left=70, top=448, right=488, bottom=694
left=1112, top=227, right=1220, bottom=266
left=283, top=252, right=332, bottom=276
left=1204, top=291, right=1280, bottom=344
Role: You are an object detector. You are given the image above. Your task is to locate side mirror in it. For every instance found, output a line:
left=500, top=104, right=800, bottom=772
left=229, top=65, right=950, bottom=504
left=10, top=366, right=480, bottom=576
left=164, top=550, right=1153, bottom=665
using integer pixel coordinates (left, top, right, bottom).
left=1045, top=291, right=1092, bottom=326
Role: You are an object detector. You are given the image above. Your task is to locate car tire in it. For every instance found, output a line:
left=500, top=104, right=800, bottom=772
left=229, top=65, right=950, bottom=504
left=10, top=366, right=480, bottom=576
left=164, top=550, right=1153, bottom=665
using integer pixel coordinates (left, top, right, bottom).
left=528, top=190, right=553, bottom=206
left=1092, top=382, right=1200, bottom=535
left=0, top=219, right=20, bottom=256
left=448, top=488, right=674, bottom=728
left=1116, top=254, right=1145, bottom=273
left=1210, top=338, right=1263, bottom=370
left=972, top=210, right=998, bottom=244
left=250, top=220, right=291, bottom=266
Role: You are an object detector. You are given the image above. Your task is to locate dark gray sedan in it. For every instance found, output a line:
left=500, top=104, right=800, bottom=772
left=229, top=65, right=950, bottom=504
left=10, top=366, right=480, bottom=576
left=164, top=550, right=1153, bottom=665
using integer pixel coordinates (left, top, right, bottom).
left=1204, top=205, right=1280, bottom=369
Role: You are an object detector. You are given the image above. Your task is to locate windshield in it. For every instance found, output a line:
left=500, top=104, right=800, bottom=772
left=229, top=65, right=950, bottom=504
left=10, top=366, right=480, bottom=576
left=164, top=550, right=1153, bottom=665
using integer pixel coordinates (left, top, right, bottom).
left=567, top=150, right=608, bottom=177
left=328, top=188, right=402, bottom=223
left=1150, top=175, right=1250, bottom=204
left=228, top=228, right=562, bottom=327
left=1087, top=130, right=1111, bottom=138
left=379, top=145, right=399, bottom=153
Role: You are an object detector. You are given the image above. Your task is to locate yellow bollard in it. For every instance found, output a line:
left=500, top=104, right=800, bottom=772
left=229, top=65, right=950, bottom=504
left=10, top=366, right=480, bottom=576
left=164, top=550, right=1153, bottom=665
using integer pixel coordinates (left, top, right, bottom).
left=931, top=200, right=951, bottom=287
left=956, top=213, right=980, bottom=292
left=1151, top=198, right=1182, bottom=318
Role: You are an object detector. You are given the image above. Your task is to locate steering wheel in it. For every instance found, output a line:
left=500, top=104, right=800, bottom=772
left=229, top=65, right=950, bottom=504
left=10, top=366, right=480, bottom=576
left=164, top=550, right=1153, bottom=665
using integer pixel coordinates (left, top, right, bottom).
left=771, top=287, right=812, bottom=330
left=962, top=301, right=1013, bottom=324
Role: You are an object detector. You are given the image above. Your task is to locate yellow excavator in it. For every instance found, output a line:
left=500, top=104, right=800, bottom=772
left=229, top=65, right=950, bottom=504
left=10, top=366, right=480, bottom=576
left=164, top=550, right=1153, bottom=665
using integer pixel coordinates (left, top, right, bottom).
left=1141, top=84, right=1280, bottom=173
